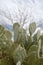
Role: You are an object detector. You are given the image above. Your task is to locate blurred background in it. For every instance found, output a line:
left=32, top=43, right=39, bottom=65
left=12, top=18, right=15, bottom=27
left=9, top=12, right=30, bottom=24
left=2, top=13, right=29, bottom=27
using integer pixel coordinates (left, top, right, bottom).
left=0, top=0, right=43, bottom=31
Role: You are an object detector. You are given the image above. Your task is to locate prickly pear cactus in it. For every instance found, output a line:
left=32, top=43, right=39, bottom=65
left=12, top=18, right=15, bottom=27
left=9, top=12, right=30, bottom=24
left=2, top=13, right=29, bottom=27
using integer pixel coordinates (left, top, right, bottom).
left=29, top=22, right=36, bottom=35
left=12, top=45, right=27, bottom=63
left=0, top=22, right=43, bottom=65
left=13, top=23, right=20, bottom=43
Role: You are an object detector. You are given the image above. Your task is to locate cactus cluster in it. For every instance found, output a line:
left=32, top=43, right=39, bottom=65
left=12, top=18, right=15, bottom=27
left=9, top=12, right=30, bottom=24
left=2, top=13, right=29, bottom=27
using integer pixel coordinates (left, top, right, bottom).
left=0, top=22, right=43, bottom=65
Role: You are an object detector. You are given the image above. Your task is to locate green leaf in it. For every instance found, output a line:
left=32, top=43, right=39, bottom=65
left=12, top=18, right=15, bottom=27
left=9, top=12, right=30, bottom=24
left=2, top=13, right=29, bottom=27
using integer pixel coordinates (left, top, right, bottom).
left=29, top=22, right=36, bottom=35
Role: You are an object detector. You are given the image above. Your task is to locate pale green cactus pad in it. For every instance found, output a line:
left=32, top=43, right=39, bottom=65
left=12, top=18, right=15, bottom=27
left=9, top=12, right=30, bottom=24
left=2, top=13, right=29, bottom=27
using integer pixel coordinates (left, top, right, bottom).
left=12, top=45, right=27, bottom=63
left=13, top=23, right=20, bottom=42
left=29, top=22, right=36, bottom=35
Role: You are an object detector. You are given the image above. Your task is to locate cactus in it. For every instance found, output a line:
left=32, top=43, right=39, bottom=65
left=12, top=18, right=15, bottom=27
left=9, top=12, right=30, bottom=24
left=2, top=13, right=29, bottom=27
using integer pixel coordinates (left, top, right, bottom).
left=12, top=45, right=27, bottom=63
left=29, top=22, right=36, bottom=35
left=13, top=23, right=20, bottom=43
left=0, top=22, right=43, bottom=65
